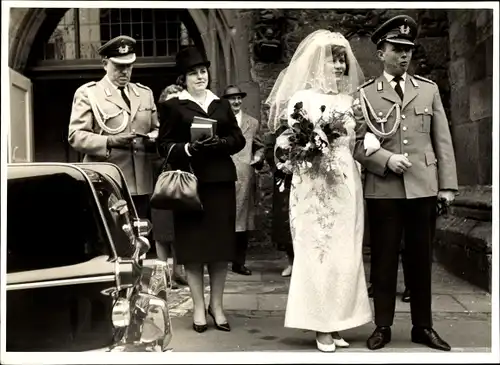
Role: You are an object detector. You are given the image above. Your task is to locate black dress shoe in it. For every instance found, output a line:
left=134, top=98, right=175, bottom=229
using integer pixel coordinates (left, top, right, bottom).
left=208, top=306, right=231, bottom=332
left=232, top=264, right=252, bottom=276
left=367, top=326, right=391, bottom=350
left=368, top=284, right=373, bottom=298
left=411, top=327, right=451, bottom=351
left=401, top=288, right=411, bottom=303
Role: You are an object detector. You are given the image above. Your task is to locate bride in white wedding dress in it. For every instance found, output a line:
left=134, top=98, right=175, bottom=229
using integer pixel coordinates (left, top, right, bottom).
left=266, top=30, right=373, bottom=352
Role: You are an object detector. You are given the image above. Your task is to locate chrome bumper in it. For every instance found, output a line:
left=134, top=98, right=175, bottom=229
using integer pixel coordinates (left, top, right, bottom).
left=108, top=261, right=173, bottom=352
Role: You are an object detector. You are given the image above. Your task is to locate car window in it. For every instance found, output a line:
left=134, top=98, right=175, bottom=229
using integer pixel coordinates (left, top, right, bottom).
left=87, top=171, right=136, bottom=258
left=7, top=173, right=111, bottom=274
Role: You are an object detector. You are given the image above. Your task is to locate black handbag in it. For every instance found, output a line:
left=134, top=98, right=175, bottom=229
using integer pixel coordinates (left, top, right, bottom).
left=150, top=144, right=203, bottom=211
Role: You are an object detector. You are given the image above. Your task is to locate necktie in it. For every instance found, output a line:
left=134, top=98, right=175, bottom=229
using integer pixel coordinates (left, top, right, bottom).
left=118, top=86, right=131, bottom=109
left=393, top=76, right=404, bottom=101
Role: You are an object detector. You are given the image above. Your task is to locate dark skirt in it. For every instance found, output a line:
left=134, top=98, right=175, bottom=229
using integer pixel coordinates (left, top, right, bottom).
left=173, top=181, right=236, bottom=264
left=151, top=208, right=175, bottom=243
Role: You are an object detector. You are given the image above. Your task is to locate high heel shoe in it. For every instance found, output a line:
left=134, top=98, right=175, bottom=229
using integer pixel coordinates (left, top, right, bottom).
left=192, top=322, right=208, bottom=333
left=331, top=332, right=349, bottom=347
left=333, top=338, right=350, bottom=348
left=192, top=310, right=208, bottom=333
left=207, top=306, right=231, bottom=332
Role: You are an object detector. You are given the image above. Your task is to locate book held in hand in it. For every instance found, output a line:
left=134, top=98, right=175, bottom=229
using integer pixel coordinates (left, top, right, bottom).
left=190, top=116, right=217, bottom=142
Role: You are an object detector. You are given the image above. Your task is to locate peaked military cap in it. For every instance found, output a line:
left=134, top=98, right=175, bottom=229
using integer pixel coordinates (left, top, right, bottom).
left=98, top=35, right=137, bottom=64
left=371, top=15, right=418, bottom=47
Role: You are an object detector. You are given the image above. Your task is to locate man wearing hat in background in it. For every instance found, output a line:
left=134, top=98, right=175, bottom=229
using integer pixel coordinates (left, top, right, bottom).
left=354, top=15, right=458, bottom=351
left=68, top=35, right=159, bottom=223
left=222, top=85, right=265, bottom=276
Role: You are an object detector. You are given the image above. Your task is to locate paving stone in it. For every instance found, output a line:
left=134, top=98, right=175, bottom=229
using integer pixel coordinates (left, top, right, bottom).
left=223, top=281, right=264, bottom=294
left=260, top=281, right=290, bottom=294
left=432, top=294, right=468, bottom=312
left=262, top=272, right=291, bottom=282
left=226, top=271, right=263, bottom=282
left=452, top=294, right=492, bottom=313
left=223, top=293, right=259, bottom=311
left=257, top=294, right=288, bottom=311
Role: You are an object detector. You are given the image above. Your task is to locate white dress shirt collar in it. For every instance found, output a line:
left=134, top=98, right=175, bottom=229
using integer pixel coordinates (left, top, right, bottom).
left=105, top=75, right=130, bottom=97
left=178, top=89, right=220, bottom=113
left=383, top=71, right=407, bottom=92
left=235, top=110, right=242, bottom=127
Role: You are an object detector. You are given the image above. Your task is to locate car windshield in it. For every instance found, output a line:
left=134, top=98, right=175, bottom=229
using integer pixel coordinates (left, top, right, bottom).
left=7, top=171, right=111, bottom=274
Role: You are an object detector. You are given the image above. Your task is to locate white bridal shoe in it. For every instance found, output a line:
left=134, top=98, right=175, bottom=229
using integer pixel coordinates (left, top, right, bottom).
left=333, top=338, right=350, bottom=348
left=281, top=265, right=293, bottom=277
left=316, top=333, right=336, bottom=352
left=331, top=332, right=350, bottom=347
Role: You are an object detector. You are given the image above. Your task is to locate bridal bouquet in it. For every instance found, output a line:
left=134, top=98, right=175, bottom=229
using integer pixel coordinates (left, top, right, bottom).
left=275, top=101, right=351, bottom=191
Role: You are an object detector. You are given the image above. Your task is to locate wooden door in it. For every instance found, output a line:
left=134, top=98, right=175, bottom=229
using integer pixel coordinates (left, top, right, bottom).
left=8, top=69, right=34, bottom=163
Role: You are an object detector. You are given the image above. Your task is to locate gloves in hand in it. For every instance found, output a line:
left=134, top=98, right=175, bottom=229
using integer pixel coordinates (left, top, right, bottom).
left=364, top=132, right=381, bottom=156
left=201, top=135, right=227, bottom=149
left=187, top=135, right=215, bottom=155
left=107, top=133, right=136, bottom=148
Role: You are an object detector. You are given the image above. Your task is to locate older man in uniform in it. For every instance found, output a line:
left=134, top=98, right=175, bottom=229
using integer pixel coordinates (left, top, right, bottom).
left=68, top=35, right=159, bottom=221
left=354, top=15, right=458, bottom=351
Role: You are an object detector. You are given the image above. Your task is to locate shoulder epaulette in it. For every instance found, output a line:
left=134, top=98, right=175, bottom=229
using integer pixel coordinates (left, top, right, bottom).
left=357, top=78, right=375, bottom=90
left=83, top=81, right=97, bottom=88
left=136, top=82, right=152, bottom=91
left=413, top=75, right=436, bottom=85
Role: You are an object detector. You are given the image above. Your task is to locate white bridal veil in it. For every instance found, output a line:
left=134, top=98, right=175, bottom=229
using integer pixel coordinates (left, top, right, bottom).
left=265, top=30, right=365, bottom=132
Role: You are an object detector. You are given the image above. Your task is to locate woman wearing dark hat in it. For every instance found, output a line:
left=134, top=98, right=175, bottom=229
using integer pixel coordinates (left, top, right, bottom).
left=157, top=46, right=245, bottom=333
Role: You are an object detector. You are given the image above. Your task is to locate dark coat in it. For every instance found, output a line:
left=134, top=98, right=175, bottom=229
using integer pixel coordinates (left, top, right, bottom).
left=157, top=96, right=246, bottom=182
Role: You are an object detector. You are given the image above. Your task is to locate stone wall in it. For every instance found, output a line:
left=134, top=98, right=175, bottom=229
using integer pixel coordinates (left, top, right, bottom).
left=243, top=9, right=452, bottom=249
left=433, top=9, right=493, bottom=292
left=448, top=9, right=493, bottom=186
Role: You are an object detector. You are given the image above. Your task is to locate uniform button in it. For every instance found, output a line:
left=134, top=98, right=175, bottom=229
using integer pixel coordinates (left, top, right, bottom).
left=424, top=108, right=428, bottom=113
left=378, top=112, right=383, bottom=117
left=402, top=126, right=408, bottom=131
left=402, top=114, right=406, bottom=119
left=403, top=139, right=408, bottom=144
left=404, top=152, right=409, bottom=157
left=132, top=129, right=136, bottom=133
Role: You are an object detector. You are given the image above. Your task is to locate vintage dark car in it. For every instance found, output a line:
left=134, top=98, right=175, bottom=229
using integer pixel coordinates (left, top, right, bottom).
left=5, top=162, right=172, bottom=352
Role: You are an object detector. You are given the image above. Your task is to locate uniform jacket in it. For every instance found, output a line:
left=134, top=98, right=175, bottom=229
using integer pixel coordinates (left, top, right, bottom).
left=232, top=112, right=265, bottom=231
left=353, top=74, right=458, bottom=199
left=157, top=94, right=246, bottom=183
left=68, top=77, right=159, bottom=195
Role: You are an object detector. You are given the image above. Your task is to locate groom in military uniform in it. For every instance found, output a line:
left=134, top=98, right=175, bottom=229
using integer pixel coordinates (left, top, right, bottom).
left=68, top=35, right=159, bottom=221
left=354, top=15, right=458, bottom=351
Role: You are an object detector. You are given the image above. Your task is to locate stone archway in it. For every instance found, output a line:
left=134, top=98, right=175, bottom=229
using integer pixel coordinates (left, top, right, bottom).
left=9, top=7, right=260, bottom=119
